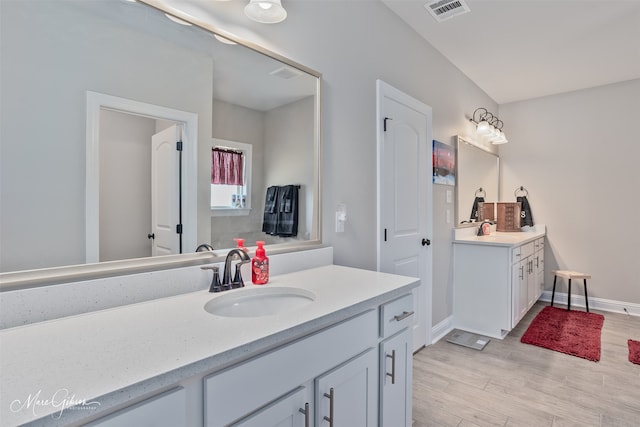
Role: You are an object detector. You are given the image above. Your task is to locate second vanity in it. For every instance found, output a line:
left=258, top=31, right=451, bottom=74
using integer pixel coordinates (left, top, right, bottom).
left=452, top=224, right=546, bottom=339
left=0, top=258, right=418, bottom=427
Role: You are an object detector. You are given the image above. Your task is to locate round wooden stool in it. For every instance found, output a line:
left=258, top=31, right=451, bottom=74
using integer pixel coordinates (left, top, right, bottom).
left=551, top=270, right=591, bottom=312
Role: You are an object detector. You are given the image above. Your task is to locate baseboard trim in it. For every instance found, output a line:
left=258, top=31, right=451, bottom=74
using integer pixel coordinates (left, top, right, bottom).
left=431, top=315, right=454, bottom=344
left=540, top=291, right=640, bottom=316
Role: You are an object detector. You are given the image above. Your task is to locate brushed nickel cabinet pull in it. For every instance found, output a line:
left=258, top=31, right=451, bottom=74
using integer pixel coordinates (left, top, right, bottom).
left=386, top=350, right=396, bottom=384
left=393, top=310, right=414, bottom=322
left=298, top=402, right=310, bottom=427
left=323, top=388, right=334, bottom=426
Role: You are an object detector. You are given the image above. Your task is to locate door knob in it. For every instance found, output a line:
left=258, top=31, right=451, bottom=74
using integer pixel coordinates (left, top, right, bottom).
left=421, top=238, right=431, bottom=246
left=147, top=233, right=155, bottom=240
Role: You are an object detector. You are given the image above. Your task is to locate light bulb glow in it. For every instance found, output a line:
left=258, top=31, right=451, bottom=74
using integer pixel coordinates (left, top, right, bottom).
left=244, top=0, right=287, bottom=23
left=476, top=121, right=491, bottom=135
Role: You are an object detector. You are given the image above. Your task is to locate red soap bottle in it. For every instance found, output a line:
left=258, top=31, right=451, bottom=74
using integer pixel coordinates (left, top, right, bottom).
left=234, top=238, right=248, bottom=254
left=251, top=241, right=269, bottom=285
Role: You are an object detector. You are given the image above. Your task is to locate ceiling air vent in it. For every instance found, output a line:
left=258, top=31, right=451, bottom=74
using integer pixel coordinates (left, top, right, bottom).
left=424, top=0, right=470, bottom=22
left=269, top=66, right=302, bottom=80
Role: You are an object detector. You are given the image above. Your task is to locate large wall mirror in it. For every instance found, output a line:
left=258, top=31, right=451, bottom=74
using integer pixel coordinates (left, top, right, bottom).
left=0, top=0, right=321, bottom=274
left=456, top=136, right=500, bottom=224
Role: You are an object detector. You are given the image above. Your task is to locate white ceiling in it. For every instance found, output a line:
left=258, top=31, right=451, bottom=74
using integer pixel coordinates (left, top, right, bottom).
left=382, top=0, right=640, bottom=104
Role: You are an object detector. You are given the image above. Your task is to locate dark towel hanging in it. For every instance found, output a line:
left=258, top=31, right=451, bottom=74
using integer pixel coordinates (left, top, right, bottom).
left=470, top=196, right=484, bottom=221
left=515, top=186, right=534, bottom=227
left=262, top=186, right=279, bottom=235
left=262, top=185, right=299, bottom=237
left=517, top=196, right=534, bottom=227
left=276, top=185, right=299, bottom=237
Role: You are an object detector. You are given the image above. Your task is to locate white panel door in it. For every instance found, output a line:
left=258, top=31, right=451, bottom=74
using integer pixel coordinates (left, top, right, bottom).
left=380, top=328, right=412, bottom=427
left=377, top=80, right=433, bottom=351
left=315, top=349, right=378, bottom=427
left=151, top=125, right=181, bottom=256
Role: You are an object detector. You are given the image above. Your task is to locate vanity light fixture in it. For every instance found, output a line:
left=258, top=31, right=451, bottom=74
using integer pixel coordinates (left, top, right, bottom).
left=244, top=0, right=287, bottom=24
left=469, top=107, right=508, bottom=145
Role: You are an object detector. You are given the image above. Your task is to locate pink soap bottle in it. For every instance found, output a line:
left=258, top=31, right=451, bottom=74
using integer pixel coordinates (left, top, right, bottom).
left=252, top=241, right=269, bottom=285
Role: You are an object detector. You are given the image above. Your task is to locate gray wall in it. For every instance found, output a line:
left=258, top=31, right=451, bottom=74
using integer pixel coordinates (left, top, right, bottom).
left=99, top=110, right=156, bottom=261
left=499, top=79, right=640, bottom=305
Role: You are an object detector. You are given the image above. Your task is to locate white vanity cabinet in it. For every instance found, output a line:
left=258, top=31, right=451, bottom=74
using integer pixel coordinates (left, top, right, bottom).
left=453, top=228, right=545, bottom=339
left=1, top=264, right=420, bottom=427
left=204, top=310, right=380, bottom=427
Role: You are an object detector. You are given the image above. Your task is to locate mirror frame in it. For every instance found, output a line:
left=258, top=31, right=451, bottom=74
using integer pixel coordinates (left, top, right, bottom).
left=455, top=135, right=500, bottom=226
left=0, top=0, right=323, bottom=290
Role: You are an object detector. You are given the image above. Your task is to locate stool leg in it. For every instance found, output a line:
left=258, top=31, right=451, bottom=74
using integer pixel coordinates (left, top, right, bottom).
left=551, top=275, right=558, bottom=307
left=567, top=279, right=572, bottom=311
left=584, top=279, right=589, bottom=312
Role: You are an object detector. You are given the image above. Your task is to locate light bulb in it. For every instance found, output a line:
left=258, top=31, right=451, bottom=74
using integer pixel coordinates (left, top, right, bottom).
left=476, top=120, right=491, bottom=135
left=244, top=0, right=287, bottom=23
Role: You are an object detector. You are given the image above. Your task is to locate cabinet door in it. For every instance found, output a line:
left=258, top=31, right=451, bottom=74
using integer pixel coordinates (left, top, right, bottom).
left=526, top=257, right=536, bottom=309
left=511, top=261, right=523, bottom=328
left=512, top=258, right=530, bottom=328
left=535, top=248, right=545, bottom=301
left=316, top=348, right=378, bottom=427
left=231, top=386, right=311, bottom=427
left=380, top=329, right=412, bottom=427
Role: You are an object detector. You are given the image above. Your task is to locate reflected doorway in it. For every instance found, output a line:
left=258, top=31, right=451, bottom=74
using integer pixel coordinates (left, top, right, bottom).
left=85, top=91, right=198, bottom=263
left=98, top=111, right=181, bottom=261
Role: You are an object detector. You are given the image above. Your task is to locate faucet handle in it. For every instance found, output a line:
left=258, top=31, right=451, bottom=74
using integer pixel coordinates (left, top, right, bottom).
left=231, top=261, right=250, bottom=289
left=201, top=265, right=222, bottom=293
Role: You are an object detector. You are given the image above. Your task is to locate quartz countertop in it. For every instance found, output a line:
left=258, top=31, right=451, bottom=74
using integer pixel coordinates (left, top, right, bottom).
left=453, top=224, right=546, bottom=247
left=0, top=265, right=418, bottom=426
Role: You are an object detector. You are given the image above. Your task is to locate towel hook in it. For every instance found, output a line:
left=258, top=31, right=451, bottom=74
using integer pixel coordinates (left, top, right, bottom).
left=514, top=186, right=529, bottom=197
left=475, top=187, right=486, bottom=197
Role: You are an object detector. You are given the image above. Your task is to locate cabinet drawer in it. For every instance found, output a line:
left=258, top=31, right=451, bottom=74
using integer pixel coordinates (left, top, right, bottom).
left=521, top=242, right=535, bottom=258
left=535, top=237, right=545, bottom=251
left=380, top=294, right=414, bottom=338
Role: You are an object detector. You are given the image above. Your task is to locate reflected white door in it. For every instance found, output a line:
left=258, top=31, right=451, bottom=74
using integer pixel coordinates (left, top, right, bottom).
left=377, top=80, right=432, bottom=351
left=151, top=125, right=181, bottom=256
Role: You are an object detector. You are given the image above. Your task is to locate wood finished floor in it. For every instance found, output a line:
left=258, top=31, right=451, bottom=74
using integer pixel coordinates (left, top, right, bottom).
left=412, top=302, right=640, bottom=427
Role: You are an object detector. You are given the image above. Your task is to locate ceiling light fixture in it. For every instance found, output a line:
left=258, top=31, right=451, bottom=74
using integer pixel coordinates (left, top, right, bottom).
left=244, top=0, right=287, bottom=24
left=164, top=13, right=192, bottom=26
left=469, top=107, right=508, bottom=144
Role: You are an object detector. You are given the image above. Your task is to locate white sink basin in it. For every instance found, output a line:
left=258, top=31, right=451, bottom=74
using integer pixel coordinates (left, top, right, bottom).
left=204, top=286, right=316, bottom=318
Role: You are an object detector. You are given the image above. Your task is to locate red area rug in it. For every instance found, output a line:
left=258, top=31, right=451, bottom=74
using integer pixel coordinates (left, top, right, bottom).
left=520, top=306, right=604, bottom=361
left=629, top=339, right=640, bottom=365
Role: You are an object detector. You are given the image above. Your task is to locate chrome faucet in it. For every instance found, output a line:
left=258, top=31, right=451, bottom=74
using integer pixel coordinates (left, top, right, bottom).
left=195, top=243, right=215, bottom=253
left=223, top=249, right=251, bottom=289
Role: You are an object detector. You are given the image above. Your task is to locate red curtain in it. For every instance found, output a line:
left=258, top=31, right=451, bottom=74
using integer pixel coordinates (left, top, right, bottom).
left=211, top=148, right=244, bottom=185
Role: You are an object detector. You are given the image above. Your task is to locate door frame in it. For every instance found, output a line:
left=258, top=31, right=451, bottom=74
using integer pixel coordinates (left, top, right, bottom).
left=85, top=91, right=198, bottom=263
left=375, top=80, right=433, bottom=347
